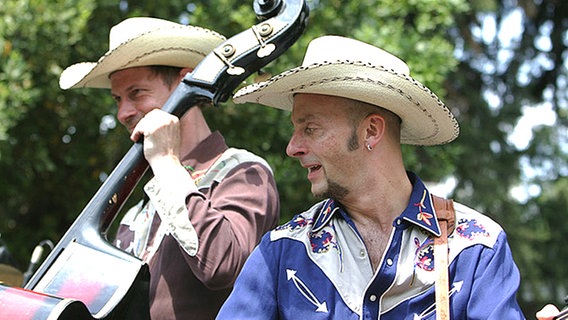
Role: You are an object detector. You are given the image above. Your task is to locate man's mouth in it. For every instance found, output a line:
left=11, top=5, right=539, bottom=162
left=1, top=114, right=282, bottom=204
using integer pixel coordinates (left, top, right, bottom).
left=308, top=165, right=321, bottom=173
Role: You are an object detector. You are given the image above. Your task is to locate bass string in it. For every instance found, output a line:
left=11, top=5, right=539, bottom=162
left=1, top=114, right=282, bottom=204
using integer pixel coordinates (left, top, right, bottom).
left=555, top=309, right=568, bottom=320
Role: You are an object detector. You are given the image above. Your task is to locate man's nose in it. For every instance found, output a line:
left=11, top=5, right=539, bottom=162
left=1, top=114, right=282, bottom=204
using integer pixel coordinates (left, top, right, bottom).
left=286, top=133, right=306, bottom=158
left=116, top=101, right=137, bottom=125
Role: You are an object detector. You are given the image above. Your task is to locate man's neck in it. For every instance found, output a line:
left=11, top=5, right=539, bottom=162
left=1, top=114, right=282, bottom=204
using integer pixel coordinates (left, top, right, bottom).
left=179, top=108, right=212, bottom=156
left=342, top=168, right=412, bottom=230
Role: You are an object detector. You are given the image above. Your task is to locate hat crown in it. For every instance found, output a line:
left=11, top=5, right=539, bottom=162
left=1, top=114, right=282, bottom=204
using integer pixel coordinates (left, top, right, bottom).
left=108, top=17, right=181, bottom=50
left=60, top=17, right=225, bottom=90
left=301, top=36, right=410, bottom=75
left=232, top=35, right=459, bottom=145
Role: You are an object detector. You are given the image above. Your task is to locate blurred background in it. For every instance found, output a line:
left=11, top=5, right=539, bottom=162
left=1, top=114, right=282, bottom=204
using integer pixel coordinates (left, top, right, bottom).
left=0, top=0, right=566, bottom=317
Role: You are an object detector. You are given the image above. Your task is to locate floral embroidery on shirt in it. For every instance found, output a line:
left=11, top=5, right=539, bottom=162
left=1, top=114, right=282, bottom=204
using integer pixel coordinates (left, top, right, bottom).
left=413, top=236, right=435, bottom=271
left=414, top=190, right=434, bottom=226
left=310, top=223, right=344, bottom=272
left=310, top=229, right=338, bottom=254
left=456, top=218, right=490, bottom=240
left=276, top=214, right=312, bottom=231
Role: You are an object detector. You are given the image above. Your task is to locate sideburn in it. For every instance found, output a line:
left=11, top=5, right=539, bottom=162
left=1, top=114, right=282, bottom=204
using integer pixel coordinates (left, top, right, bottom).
left=347, top=127, right=360, bottom=151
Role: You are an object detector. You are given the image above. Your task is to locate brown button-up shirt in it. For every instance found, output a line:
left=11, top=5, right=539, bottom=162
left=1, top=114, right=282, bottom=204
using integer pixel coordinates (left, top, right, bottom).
left=115, top=131, right=280, bottom=319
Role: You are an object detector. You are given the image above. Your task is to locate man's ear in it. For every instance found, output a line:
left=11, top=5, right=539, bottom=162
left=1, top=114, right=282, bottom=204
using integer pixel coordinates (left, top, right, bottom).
left=180, top=67, right=194, bottom=77
left=364, top=113, right=386, bottom=148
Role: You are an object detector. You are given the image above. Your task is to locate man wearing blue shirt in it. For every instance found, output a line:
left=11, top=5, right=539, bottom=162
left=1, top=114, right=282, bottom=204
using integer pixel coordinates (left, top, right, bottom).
left=217, top=35, right=526, bottom=319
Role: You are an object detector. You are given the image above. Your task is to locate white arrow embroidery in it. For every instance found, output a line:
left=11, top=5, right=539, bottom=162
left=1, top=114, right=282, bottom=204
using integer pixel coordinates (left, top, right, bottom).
left=286, top=269, right=329, bottom=313
left=413, top=281, right=463, bottom=320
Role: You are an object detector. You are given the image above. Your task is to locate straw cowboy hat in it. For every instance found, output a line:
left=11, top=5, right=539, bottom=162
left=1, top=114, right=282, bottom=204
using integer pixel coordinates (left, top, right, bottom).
left=233, top=35, right=459, bottom=145
left=59, top=17, right=226, bottom=90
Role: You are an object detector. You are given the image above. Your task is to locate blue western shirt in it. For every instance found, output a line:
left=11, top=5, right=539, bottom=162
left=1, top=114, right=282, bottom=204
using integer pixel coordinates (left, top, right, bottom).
left=217, top=173, right=526, bottom=319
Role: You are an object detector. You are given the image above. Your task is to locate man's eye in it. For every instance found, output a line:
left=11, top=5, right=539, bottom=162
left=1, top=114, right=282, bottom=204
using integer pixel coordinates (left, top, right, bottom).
left=305, top=127, right=315, bottom=134
left=129, top=89, right=144, bottom=100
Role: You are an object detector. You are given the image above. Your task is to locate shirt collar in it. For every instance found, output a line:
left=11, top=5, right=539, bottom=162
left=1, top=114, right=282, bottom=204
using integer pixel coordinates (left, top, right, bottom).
left=312, top=199, right=340, bottom=233
left=402, top=172, right=442, bottom=236
left=311, top=172, right=443, bottom=236
left=180, top=131, right=228, bottom=173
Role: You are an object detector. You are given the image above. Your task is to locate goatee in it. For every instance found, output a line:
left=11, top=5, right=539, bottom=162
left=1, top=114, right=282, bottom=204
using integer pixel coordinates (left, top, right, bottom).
left=314, top=180, right=349, bottom=201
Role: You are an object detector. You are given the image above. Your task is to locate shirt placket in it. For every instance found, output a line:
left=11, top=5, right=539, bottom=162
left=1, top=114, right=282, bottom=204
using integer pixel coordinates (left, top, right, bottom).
left=361, top=218, right=405, bottom=319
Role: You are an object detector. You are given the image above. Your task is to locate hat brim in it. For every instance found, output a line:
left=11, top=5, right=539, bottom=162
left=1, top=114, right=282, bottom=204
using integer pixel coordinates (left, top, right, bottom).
left=59, top=26, right=225, bottom=89
left=234, top=60, right=459, bottom=145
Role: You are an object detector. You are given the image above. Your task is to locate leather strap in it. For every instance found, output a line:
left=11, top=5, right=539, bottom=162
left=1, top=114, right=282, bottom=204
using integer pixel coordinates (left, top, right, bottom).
left=431, top=195, right=455, bottom=320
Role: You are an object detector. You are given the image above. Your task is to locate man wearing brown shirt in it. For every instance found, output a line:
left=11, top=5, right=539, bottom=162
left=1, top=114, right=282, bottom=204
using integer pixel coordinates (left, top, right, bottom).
left=59, top=17, right=280, bottom=319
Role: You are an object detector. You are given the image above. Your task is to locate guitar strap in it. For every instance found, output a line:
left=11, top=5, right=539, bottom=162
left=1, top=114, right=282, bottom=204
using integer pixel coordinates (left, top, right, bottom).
left=431, top=195, right=456, bottom=320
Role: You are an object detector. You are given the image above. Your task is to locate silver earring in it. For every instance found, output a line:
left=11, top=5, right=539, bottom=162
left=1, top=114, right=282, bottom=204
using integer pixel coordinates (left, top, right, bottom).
left=366, top=144, right=373, bottom=151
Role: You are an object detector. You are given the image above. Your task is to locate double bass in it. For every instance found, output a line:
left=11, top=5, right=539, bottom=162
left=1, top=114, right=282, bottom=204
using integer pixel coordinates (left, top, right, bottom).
left=0, top=1, right=309, bottom=318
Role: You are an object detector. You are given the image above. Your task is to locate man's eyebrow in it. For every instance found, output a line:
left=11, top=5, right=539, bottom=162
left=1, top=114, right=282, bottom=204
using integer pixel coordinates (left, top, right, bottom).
left=111, top=83, right=136, bottom=96
left=293, top=113, right=316, bottom=125
left=125, top=83, right=139, bottom=92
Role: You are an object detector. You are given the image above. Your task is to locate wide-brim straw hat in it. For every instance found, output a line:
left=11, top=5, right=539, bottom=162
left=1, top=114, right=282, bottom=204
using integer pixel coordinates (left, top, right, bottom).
left=233, top=35, right=459, bottom=145
left=59, top=17, right=226, bottom=90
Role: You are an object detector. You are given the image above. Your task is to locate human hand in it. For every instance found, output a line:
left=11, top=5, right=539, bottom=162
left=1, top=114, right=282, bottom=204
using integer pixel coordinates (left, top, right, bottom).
left=536, top=304, right=561, bottom=320
left=131, top=109, right=182, bottom=172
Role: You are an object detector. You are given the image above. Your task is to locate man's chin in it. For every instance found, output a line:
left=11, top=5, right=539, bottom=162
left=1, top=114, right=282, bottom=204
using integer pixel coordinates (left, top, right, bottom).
left=311, top=184, right=326, bottom=200
left=312, top=192, right=326, bottom=201
left=312, top=187, right=333, bottom=201
left=312, top=181, right=348, bottom=201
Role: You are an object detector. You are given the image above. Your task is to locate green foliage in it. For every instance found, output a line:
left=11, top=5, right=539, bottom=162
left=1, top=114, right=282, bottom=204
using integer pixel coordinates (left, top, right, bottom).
left=0, top=0, right=99, bottom=265
left=531, top=179, right=568, bottom=299
left=0, top=1, right=38, bottom=141
left=443, top=0, right=568, bottom=315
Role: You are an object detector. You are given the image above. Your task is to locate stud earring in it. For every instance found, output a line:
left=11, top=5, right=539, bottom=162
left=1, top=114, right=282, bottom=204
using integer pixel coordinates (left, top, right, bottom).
left=366, top=144, right=373, bottom=151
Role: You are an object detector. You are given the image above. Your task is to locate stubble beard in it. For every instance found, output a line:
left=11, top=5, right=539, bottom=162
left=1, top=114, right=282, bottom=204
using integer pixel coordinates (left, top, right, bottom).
left=313, top=128, right=359, bottom=201
left=314, top=180, right=349, bottom=201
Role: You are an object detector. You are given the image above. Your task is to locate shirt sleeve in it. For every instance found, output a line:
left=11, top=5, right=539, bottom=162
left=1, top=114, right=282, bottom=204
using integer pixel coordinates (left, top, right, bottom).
left=454, top=231, right=526, bottom=319
left=149, top=161, right=279, bottom=290
left=216, top=234, right=279, bottom=319
left=144, top=163, right=199, bottom=255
